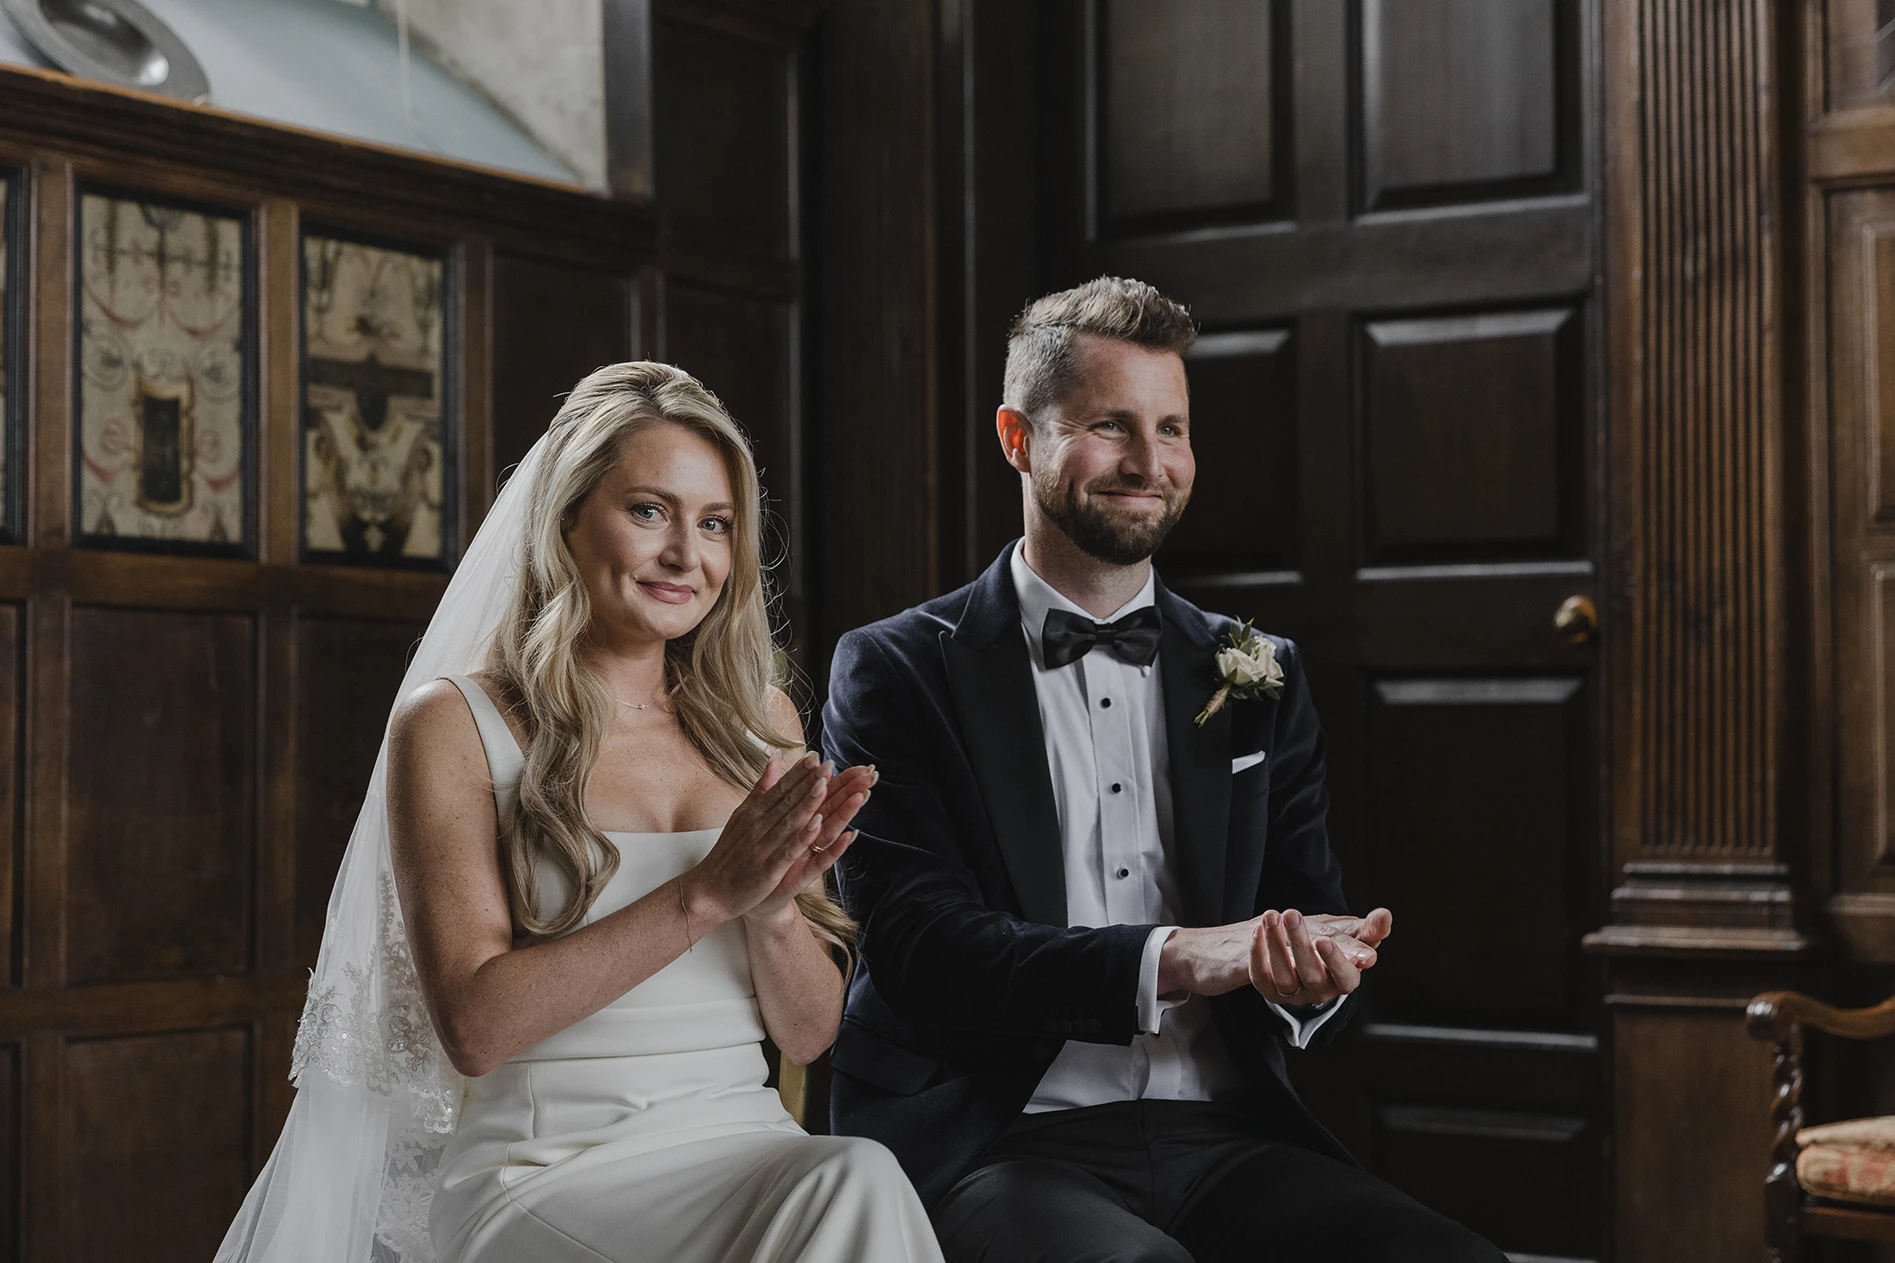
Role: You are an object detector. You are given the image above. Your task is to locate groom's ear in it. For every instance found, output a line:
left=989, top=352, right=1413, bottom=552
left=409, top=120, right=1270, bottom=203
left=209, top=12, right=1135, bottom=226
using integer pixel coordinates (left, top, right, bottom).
left=996, top=407, right=1033, bottom=474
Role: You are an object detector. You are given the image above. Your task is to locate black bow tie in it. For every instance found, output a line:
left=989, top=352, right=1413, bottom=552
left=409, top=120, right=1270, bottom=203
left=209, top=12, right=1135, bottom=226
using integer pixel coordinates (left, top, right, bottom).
left=1041, top=606, right=1162, bottom=669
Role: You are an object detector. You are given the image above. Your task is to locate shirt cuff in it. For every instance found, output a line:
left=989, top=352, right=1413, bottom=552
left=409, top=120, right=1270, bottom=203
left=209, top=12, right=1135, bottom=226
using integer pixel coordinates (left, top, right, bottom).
left=1136, top=926, right=1181, bottom=1035
left=1269, top=995, right=1344, bottom=1049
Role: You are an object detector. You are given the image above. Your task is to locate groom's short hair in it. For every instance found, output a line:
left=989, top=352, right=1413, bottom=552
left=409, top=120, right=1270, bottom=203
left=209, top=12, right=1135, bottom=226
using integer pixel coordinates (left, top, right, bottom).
left=1002, top=276, right=1196, bottom=427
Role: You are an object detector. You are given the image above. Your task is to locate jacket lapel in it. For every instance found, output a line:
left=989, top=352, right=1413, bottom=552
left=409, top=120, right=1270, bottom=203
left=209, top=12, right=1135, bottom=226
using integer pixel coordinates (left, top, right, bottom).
left=1157, top=580, right=1232, bottom=927
left=941, top=544, right=1068, bottom=928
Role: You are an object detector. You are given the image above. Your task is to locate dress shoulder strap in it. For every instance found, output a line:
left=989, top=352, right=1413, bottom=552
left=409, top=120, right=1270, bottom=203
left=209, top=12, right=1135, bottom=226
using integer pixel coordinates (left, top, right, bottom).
left=444, top=675, right=524, bottom=816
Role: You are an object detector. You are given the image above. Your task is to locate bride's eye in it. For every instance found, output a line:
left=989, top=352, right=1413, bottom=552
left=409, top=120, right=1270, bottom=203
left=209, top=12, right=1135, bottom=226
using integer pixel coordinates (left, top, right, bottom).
left=628, top=503, right=664, bottom=522
left=701, top=515, right=734, bottom=535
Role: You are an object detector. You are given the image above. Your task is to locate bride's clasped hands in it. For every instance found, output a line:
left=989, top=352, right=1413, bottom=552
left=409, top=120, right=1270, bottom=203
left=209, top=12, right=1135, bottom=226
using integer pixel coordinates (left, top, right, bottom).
left=685, top=750, right=878, bottom=1066
left=686, top=751, right=876, bottom=935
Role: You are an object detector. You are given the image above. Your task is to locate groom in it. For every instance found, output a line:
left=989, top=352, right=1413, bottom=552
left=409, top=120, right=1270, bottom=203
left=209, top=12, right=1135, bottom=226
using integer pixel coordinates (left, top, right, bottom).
left=822, top=277, right=1504, bottom=1262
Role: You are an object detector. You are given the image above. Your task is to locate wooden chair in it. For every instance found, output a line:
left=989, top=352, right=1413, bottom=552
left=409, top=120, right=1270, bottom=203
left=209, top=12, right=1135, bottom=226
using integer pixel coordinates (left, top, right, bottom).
left=1747, top=991, right=1895, bottom=1260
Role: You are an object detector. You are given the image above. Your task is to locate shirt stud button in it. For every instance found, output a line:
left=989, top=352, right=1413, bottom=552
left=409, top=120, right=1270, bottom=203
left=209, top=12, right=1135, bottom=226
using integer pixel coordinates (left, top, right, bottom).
left=1100, top=697, right=1113, bottom=709
left=1111, top=782, right=1123, bottom=794
left=1117, top=867, right=1130, bottom=879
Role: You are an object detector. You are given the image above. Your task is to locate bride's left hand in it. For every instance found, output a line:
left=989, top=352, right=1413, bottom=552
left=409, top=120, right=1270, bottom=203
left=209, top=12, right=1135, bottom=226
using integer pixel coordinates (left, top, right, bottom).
left=742, top=762, right=875, bottom=926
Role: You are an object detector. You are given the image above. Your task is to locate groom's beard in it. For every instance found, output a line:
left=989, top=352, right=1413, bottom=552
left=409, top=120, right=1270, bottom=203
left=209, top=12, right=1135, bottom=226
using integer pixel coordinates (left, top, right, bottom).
left=1032, top=469, right=1189, bottom=566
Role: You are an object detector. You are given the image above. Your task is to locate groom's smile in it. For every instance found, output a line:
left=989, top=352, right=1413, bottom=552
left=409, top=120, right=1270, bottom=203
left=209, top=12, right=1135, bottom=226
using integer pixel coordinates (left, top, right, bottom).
left=1015, top=333, right=1196, bottom=568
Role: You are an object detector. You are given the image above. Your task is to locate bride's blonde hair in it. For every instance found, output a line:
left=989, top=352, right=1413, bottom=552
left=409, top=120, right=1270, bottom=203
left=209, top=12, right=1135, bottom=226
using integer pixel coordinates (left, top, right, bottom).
left=487, top=361, right=854, bottom=957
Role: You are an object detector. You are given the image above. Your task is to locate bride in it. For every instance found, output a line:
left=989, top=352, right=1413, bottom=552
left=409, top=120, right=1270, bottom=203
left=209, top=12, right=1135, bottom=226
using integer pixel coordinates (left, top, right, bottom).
left=217, top=362, right=943, bottom=1262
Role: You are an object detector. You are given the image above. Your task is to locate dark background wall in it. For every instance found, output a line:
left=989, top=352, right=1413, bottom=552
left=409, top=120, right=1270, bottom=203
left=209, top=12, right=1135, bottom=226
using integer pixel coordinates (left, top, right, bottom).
left=0, top=0, right=1886, bottom=1258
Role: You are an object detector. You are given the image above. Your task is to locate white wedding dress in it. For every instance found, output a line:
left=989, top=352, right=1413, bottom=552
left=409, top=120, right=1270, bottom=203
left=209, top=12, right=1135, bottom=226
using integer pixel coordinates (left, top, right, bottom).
left=428, top=675, right=943, bottom=1263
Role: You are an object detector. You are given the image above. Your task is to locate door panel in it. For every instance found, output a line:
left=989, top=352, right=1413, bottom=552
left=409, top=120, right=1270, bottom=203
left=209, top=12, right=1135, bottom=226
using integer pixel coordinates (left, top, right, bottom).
left=294, top=616, right=429, bottom=967
left=1098, top=0, right=1289, bottom=230
left=63, top=1028, right=252, bottom=1262
left=1358, top=0, right=1569, bottom=210
left=1163, top=330, right=1299, bottom=580
left=1364, top=676, right=1591, bottom=1025
left=490, top=255, right=635, bottom=480
left=1372, top=1101, right=1594, bottom=1256
left=1039, top=0, right=1604, bottom=1253
left=66, top=608, right=256, bottom=986
left=1358, top=307, right=1584, bottom=565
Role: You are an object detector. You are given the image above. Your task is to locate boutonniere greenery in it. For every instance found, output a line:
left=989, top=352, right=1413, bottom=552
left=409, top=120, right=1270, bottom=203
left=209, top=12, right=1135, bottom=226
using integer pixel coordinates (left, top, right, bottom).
left=1195, top=621, right=1285, bottom=725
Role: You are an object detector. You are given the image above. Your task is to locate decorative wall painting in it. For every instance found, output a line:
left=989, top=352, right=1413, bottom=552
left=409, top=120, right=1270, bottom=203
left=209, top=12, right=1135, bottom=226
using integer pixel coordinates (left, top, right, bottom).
left=76, top=189, right=253, bottom=553
left=301, top=231, right=452, bottom=567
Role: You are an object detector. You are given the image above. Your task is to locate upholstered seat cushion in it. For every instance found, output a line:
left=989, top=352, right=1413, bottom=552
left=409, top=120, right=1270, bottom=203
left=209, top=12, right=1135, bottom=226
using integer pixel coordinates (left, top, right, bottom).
left=1797, top=1118, right=1895, bottom=1207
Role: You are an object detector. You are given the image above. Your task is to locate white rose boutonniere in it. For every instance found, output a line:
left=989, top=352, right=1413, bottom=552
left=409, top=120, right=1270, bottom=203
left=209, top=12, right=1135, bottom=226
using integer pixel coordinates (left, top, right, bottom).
left=1195, top=621, right=1285, bottom=725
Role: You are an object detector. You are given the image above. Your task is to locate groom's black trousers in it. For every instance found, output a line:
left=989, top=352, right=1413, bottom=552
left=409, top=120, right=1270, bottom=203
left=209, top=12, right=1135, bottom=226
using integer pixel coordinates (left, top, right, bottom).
left=931, top=1101, right=1507, bottom=1263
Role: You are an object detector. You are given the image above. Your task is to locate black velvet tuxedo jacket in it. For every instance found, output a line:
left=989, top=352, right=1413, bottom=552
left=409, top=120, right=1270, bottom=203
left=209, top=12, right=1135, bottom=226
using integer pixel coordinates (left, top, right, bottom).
left=820, top=543, right=1356, bottom=1207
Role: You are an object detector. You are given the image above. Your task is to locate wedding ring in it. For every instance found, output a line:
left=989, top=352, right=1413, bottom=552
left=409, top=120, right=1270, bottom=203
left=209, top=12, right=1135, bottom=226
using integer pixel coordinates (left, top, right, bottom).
left=809, top=842, right=828, bottom=853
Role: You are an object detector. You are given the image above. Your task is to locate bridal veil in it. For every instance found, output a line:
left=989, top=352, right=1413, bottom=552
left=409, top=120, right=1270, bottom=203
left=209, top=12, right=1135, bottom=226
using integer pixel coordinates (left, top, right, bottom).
left=215, top=436, right=549, bottom=1263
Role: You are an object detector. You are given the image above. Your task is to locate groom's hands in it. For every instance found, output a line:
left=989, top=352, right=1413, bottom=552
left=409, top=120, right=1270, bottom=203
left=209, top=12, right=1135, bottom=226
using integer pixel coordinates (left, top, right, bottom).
left=1157, top=907, right=1393, bottom=1008
left=1250, top=907, right=1392, bottom=1006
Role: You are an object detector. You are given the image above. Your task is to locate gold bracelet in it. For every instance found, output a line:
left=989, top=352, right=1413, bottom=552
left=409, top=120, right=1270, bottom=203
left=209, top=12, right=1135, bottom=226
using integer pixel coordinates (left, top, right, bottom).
left=677, top=876, right=694, bottom=954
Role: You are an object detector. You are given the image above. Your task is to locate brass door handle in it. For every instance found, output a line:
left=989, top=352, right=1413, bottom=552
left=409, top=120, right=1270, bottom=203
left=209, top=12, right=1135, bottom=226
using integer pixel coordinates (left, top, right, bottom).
left=1555, top=595, right=1598, bottom=646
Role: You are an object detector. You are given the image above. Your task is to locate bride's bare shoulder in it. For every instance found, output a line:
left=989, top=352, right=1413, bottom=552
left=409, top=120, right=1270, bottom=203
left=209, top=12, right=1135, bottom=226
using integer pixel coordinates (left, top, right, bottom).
left=388, top=677, right=483, bottom=759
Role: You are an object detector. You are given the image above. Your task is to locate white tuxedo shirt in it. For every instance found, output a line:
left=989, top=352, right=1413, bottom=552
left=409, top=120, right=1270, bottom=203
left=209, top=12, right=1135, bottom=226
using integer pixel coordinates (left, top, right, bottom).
left=1010, top=550, right=1340, bottom=1114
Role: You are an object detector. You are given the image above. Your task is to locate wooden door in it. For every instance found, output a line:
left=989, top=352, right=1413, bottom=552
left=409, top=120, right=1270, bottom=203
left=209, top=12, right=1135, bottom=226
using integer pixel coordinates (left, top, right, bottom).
left=1034, top=2, right=1606, bottom=1255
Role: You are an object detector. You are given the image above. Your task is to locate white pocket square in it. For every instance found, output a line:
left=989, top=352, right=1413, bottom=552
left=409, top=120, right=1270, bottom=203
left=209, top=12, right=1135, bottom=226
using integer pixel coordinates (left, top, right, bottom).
left=1231, top=751, right=1267, bottom=775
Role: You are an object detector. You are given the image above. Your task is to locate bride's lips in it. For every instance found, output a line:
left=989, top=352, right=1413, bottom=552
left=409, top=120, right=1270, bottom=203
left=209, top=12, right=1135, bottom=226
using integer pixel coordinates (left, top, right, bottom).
left=638, top=580, right=696, bottom=604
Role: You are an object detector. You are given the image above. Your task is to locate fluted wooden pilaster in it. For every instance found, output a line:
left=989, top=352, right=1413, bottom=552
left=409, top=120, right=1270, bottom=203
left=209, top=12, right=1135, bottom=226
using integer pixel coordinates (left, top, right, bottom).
left=1592, top=0, right=1802, bottom=952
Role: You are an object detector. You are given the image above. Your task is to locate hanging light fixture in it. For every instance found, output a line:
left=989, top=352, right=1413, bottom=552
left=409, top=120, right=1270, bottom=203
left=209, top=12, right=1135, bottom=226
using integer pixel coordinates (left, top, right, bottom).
left=1, top=0, right=211, bottom=103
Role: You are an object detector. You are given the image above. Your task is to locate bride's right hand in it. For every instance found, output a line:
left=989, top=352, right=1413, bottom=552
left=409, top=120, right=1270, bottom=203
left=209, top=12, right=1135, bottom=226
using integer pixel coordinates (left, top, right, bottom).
left=685, top=752, right=841, bottom=925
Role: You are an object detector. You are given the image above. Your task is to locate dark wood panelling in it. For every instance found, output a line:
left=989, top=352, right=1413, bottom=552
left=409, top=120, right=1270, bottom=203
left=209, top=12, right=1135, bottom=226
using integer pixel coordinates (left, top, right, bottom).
left=0, top=549, right=449, bottom=620
left=1809, top=104, right=1895, bottom=185
left=0, top=606, right=21, bottom=990
left=1833, top=172, right=1895, bottom=915
left=664, top=283, right=798, bottom=586
left=63, top=1028, right=249, bottom=1263
left=1083, top=204, right=1595, bottom=326
left=32, top=159, right=73, bottom=552
left=1359, top=307, right=1582, bottom=567
left=490, top=254, right=635, bottom=481
left=1157, top=329, right=1297, bottom=579
left=1868, top=220, right=1895, bottom=522
left=1366, top=676, right=1590, bottom=1027
left=1603, top=0, right=1782, bottom=875
left=815, top=0, right=938, bottom=653
left=459, top=236, right=497, bottom=536
left=66, top=609, right=255, bottom=985
left=938, top=2, right=1040, bottom=584
left=261, top=197, right=300, bottom=569
left=294, top=617, right=426, bottom=967
left=1097, top=0, right=1287, bottom=232
left=0, top=1044, right=17, bottom=1256
left=1824, top=0, right=1895, bottom=112
left=0, top=167, right=19, bottom=545
left=1357, top=0, right=1570, bottom=211
left=1372, top=1103, right=1594, bottom=1256
left=1581, top=4, right=1807, bottom=1258
left=1827, top=187, right=1895, bottom=936
left=1611, top=1006, right=1773, bottom=1263
left=655, top=18, right=793, bottom=262
left=1875, top=566, right=1895, bottom=869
